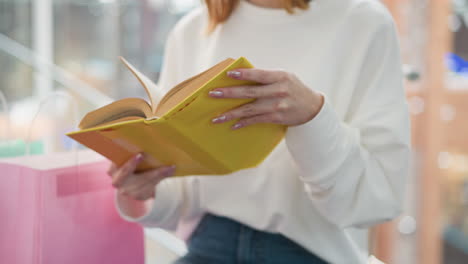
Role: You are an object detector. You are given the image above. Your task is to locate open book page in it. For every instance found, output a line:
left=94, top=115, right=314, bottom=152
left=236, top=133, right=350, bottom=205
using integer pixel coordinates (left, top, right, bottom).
left=79, top=98, right=152, bottom=129
left=121, top=57, right=236, bottom=117
left=79, top=58, right=159, bottom=130
left=119, top=57, right=159, bottom=113
left=79, top=57, right=235, bottom=130
left=154, top=58, right=235, bottom=116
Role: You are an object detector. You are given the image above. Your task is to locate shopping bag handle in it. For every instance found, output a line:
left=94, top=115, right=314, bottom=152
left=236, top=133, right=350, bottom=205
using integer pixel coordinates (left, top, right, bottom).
left=0, top=90, right=10, bottom=144
left=26, top=90, right=79, bottom=156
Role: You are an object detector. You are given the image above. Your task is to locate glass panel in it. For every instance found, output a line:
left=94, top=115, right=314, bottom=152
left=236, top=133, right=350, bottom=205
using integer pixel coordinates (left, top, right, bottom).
left=0, top=0, right=34, bottom=102
left=0, top=0, right=200, bottom=154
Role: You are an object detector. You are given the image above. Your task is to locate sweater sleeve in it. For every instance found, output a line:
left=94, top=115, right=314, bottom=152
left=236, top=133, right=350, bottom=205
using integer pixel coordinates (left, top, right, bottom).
left=116, top=177, right=201, bottom=230
left=285, top=17, right=411, bottom=228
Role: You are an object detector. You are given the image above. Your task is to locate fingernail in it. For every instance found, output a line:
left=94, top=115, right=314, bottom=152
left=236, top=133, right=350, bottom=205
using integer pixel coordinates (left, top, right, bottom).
left=232, top=123, right=243, bottom=130
left=209, top=90, right=223, bottom=97
left=135, top=153, right=144, bottom=163
left=227, top=71, right=241, bottom=79
left=212, top=115, right=227, bottom=123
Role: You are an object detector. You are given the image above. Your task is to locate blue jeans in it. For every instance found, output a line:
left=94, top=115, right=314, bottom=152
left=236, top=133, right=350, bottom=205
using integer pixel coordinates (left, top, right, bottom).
left=174, top=214, right=328, bottom=264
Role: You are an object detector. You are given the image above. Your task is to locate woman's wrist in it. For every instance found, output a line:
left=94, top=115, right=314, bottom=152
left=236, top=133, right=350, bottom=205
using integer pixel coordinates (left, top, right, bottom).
left=116, top=190, right=155, bottom=220
left=302, top=90, right=325, bottom=125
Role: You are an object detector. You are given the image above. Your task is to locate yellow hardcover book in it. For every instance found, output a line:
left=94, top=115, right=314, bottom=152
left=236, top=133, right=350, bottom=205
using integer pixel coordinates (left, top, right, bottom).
left=67, top=57, right=286, bottom=176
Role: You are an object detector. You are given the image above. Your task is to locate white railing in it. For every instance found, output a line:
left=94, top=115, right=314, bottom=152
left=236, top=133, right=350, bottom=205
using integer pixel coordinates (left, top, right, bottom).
left=0, top=33, right=113, bottom=107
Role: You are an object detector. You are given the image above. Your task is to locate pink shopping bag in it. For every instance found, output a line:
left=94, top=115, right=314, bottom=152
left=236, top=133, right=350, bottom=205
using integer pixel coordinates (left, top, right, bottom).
left=0, top=150, right=144, bottom=264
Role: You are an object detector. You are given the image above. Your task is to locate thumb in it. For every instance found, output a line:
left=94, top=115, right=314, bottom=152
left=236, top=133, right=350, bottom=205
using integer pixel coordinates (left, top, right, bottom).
left=145, top=165, right=176, bottom=185
left=112, top=153, right=144, bottom=187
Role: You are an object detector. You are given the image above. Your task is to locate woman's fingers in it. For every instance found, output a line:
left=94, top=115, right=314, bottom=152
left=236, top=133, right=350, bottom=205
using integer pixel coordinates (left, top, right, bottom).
left=209, top=84, right=276, bottom=99
left=210, top=67, right=322, bottom=127
left=120, top=165, right=176, bottom=201
left=134, top=165, right=176, bottom=189
left=107, top=163, right=117, bottom=177
left=112, top=153, right=144, bottom=187
left=122, top=184, right=155, bottom=201
left=226, top=68, right=288, bottom=84
left=231, top=113, right=283, bottom=130
left=211, top=98, right=278, bottom=124
left=209, top=69, right=291, bottom=99
left=209, top=81, right=290, bottom=99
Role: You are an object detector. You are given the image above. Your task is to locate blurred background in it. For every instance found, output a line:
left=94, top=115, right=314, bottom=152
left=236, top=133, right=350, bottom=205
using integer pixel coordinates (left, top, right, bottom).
left=0, top=0, right=467, bottom=263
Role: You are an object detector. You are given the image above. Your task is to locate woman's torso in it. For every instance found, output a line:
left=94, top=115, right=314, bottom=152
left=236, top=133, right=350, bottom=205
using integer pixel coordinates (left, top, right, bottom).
left=163, top=1, right=390, bottom=263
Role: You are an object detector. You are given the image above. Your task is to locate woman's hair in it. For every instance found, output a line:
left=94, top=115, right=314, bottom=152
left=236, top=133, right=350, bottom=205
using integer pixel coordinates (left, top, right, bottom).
left=204, top=0, right=311, bottom=33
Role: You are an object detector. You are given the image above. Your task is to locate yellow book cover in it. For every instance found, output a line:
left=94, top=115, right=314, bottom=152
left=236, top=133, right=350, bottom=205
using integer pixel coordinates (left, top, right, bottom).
left=67, top=57, right=286, bottom=176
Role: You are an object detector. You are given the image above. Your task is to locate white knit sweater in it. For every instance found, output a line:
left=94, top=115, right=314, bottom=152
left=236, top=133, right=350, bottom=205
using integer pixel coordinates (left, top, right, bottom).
left=117, top=0, right=411, bottom=263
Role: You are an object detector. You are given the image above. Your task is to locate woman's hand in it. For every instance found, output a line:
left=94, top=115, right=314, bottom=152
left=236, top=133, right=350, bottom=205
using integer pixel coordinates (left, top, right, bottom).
left=108, top=154, right=176, bottom=201
left=209, top=68, right=324, bottom=129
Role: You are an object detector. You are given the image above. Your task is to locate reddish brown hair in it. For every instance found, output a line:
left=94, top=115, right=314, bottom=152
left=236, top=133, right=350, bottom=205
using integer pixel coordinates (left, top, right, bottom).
left=204, top=0, right=311, bottom=33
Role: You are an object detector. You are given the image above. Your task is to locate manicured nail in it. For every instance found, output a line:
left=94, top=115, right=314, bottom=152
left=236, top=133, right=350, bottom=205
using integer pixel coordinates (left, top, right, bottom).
left=232, top=123, right=243, bottom=130
left=135, top=153, right=144, bottom=163
left=209, top=90, right=224, bottom=97
left=212, top=116, right=227, bottom=123
left=227, top=71, right=241, bottom=79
